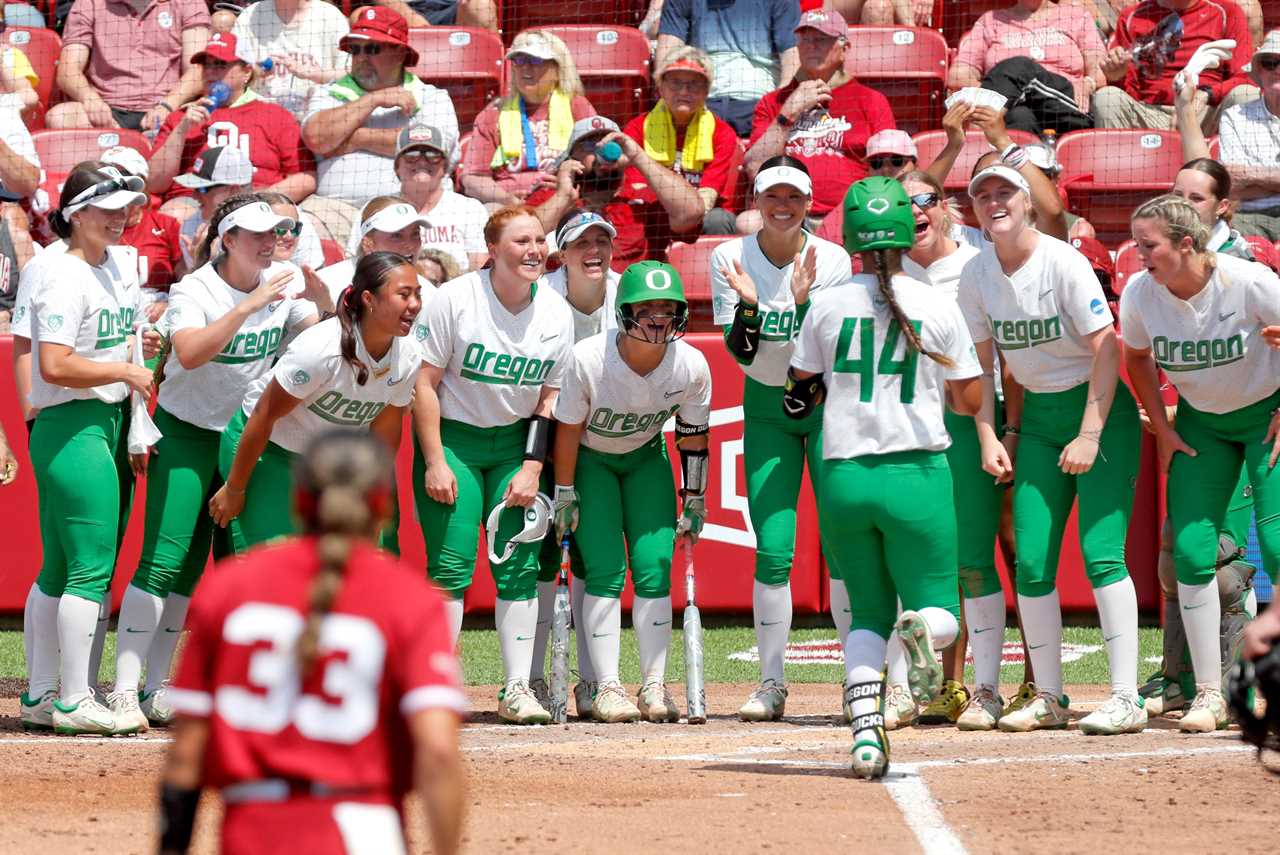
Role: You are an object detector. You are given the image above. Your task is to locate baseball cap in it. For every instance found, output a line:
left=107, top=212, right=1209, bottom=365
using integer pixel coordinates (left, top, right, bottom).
left=507, top=30, right=558, bottom=62
left=866, top=129, right=917, bottom=159
left=1255, top=29, right=1280, bottom=60
left=555, top=116, right=622, bottom=168
left=754, top=164, right=812, bottom=196
left=61, top=166, right=148, bottom=216
left=100, top=146, right=150, bottom=180
left=794, top=8, right=848, bottom=39
left=191, top=31, right=243, bottom=65
left=395, top=124, right=451, bottom=159
left=1071, top=236, right=1114, bottom=279
left=968, top=164, right=1031, bottom=198
left=174, top=146, right=255, bottom=190
left=341, top=6, right=419, bottom=66
left=360, top=202, right=429, bottom=238
left=217, top=200, right=296, bottom=237
left=657, top=57, right=711, bottom=82
left=556, top=210, right=617, bottom=247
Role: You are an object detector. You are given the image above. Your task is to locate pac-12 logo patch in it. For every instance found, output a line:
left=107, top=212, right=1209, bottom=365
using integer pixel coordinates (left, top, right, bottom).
left=1089, top=298, right=1105, bottom=315
left=291, top=369, right=310, bottom=385
left=47, top=314, right=63, bottom=331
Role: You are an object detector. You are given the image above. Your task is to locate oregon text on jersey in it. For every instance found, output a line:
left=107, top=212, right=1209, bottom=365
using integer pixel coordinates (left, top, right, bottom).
left=1152, top=333, right=1245, bottom=372
left=460, top=343, right=556, bottom=386
left=587, top=404, right=680, bottom=439
left=988, top=314, right=1063, bottom=350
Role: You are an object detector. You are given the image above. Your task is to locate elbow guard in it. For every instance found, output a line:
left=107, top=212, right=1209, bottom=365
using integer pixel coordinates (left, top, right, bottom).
left=725, top=303, right=762, bottom=364
left=524, top=415, right=554, bottom=462
left=782, top=367, right=825, bottom=420
left=679, top=447, right=709, bottom=497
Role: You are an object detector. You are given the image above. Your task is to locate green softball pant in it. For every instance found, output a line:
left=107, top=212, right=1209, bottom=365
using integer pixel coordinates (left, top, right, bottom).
left=742, top=376, right=825, bottom=585
left=819, top=451, right=961, bottom=639
left=1013, top=381, right=1141, bottom=597
left=219, top=408, right=300, bottom=553
left=945, top=406, right=1007, bottom=599
left=1223, top=465, right=1254, bottom=552
left=573, top=437, right=678, bottom=599
left=30, top=399, right=132, bottom=603
left=130, top=407, right=229, bottom=598
left=1169, top=390, right=1280, bottom=585
left=414, top=418, right=540, bottom=601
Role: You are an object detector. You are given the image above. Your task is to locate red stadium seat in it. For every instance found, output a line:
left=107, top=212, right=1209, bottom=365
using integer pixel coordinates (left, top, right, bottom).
left=502, top=0, right=647, bottom=38
left=320, top=238, right=346, bottom=267
left=524, top=25, right=652, bottom=124
left=408, top=27, right=504, bottom=131
left=5, top=26, right=60, bottom=114
left=843, top=27, right=949, bottom=135
left=1113, top=240, right=1142, bottom=297
left=1207, top=136, right=1220, bottom=160
left=1245, top=234, right=1279, bottom=272
left=667, top=234, right=735, bottom=331
left=32, top=128, right=151, bottom=178
left=910, top=128, right=1039, bottom=195
left=1055, top=129, right=1184, bottom=245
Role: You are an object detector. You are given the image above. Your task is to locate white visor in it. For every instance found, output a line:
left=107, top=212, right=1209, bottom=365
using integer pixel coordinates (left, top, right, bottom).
left=967, top=165, right=1031, bottom=199
left=218, top=200, right=296, bottom=237
left=361, top=202, right=430, bottom=238
left=754, top=165, right=812, bottom=196
left=61, top=168, right=148, bottom=217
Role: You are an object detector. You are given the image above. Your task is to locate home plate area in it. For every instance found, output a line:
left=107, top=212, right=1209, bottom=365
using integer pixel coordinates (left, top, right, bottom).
left=729, top=638, right=1101, bottom=666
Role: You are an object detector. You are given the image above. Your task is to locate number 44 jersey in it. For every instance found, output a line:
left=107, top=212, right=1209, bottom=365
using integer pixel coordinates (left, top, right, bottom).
left=791, top=272, right=981, bottom=460
left=169, top=538, right=468, bottom=796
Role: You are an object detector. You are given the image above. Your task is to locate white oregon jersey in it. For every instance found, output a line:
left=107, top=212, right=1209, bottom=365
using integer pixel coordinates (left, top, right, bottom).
left=555, top=332, right=712, bottom=455
left=902, top=242, right=980, bottom=303
left=1120, top=253, right=1280, bottom=414
left=10, top=241, right=72, bottom=341
left=957, top=232, right=1113, bottom=393
left=240, top=317, right=420, bottom=453
left=318, top=257, right=439, bottom=358
left=792, top=272, right=981, bottom=460
left=159, top=261, right=318, bottom=431
left=28, top=249, right=142, bottom=409
left=420, top=269, right=574, bottom=429
left=543, top=265, right=619, bottom=342
left=710, top=232, right=850, bottom=386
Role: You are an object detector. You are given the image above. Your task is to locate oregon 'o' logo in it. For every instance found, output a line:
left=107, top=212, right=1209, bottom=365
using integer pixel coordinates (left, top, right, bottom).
left=645, top=268, right=672, bottom=290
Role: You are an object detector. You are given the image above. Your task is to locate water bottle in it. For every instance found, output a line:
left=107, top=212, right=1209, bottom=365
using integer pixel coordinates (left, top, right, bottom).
left=257, top=57, right=275, bottom=73
left=205, top=81, right=232, bottom=110
left=596, top=140, right=622, bottom=163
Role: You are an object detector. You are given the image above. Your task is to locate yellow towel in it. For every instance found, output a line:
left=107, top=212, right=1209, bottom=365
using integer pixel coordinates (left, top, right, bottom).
left=491, top=90, right=574, bottom=170
left=642, top=101, right=716, bottom=174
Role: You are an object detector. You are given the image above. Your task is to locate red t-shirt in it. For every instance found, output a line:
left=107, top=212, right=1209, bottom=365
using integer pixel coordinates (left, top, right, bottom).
left=750, top=77, right=895, bottom=215
left=621, top=110, right=740, bottom=211
left=123, top=206, right=183, bottom=291
left=170, top=538, right=466, bottom=797
left=153, top=98, right=315, bottom=201
left=1111, top=0, right=1253, bottom=105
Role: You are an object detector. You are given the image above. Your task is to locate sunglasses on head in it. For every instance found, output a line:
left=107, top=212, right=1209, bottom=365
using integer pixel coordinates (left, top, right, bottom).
left=349, top=43, right=384, bottom=57
left=910, top=192, right=939, bottom=210
left=511, top=54, right=550, bottom=66
left=1258, top=56, right=1280, bottom=71
left=868, top=155, right=913, bottom=170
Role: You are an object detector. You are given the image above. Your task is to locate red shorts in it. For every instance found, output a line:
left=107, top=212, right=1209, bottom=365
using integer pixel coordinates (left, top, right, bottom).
left=220, top=791, right=404, bottom=855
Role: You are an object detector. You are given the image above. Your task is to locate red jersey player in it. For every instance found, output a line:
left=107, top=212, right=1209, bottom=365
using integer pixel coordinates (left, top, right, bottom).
left=158, top=432, right=467, bottom=855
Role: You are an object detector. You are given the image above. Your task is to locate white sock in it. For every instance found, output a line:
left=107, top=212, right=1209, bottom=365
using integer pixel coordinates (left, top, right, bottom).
left=529, top=580, right=555, bottom=682
left=845, top=630, right=889, bottom=742
left=964, top=592, right=1006, bottom=692
left=145, top=594, right=190, bottom=694
left=23, top=584, right=35, bottom=678
left=1178, top=580, right=1222, bottom=690
left=632, top=595, right=672, bottom=684
left=918, top=606, right=960, bottom=650
left=444, top=598, right=464, bottom=645
left=829, top=577, right=852, bottom=650
left=114, top=585, right=164, bottom=694
left=25, top=586, right=60, bottom=698
left=571, top=576, right=595, bottom=682
left=495, top=597, right=538, bottom=687
left=58, top=595, right=102, bottom=705
left=87, top=598, right=110, bottom=693
left=1246, top=587, right=1258, bottom=619
left=886, top=635, right=909, bottom=688
left=752, top=580, right=791, bottom=684
left=1017, top=590, right=1063, bottom=698
left=1094, top=576, right=1138, bottom=696
left=583, top=594, right=622, bottom=684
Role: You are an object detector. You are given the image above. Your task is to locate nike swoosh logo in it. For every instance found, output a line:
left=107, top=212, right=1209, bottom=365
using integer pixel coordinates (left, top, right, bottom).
left=151, top=228, right=165, bottom=236
left=591, top=632, right=613, bottom=638
left=781, top=398, right=806, bottom=415
left=541, top=333, right=558, bottom=342
left=973, top=627, right=994, bottom=634
left=124, top=628, right=147, bottom=633
left=1028, top=643, right=1046, bottom=650
left=1183, top=603, right=1205, bottom=610
left=741, top=337, right=755, bottom=352
left=1039, top=289, right=1053, bottom=298
left=515, top=635, right=533, bottom=640
left=1103, top=633, right=1122, bottom=642
left=664, top=390, right=680, bottom=399
left=387, top=374, right=406, bottom=386
left=652, top=620, right=671, bottom=626
left=1219, top=311, right=1236, bottom=322
left=164, top=628, right=180, bottom=633
left=760, top=620, right=784, bottom=626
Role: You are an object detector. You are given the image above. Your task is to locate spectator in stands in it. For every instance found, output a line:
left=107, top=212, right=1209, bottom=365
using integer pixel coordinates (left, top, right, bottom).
left=742, top=9, right=894, bottom=231
left=623, top=46, right=739, bottom=235
left=829, top=0, right=933, bottom=26
left=48, top=0, right=210, bottom=133
left=258, top=189, right=326, bottom=268
left=1093, top=0, right=1257, bottom=133
left=656, top=0, right=800, bottom=136
left=96, top=146, right=185, bottom=307
left=146, top=32, right=317, bottom=225
left=231, top=0, right=352, bottom=121
left=534, top=117, right=704, bottom=270
left=211, top=0, right=249, bottom=33
left=0, top=60, right=39, bottom=331
left=301, top=6, right=458, bottom=249
left=317, top=194, right=434, bottom=303
left=172, top=145, right=254, bottom=269
left=462, top=31, right=596, bottom=209
left=864, top=129, right=918, bottom=180
left=396, top=124, right=487, bottom=273
left=1, top=6, right=40, bottom=114
left=416, top=246, right=460, bottom=285
left=376, top=0, right=498, bottom=31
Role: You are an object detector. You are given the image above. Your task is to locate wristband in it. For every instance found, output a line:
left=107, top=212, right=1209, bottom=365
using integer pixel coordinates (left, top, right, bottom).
left=157, top=102, right=174, bottom=113
left=1003, top=425, right=1020, bottom=436
left=1000, top=144, right=1027, bottom=170
left=776, top=112, right=794, bottom=128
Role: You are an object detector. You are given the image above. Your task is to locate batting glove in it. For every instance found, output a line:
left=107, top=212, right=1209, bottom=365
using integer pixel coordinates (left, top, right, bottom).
left=1174, top=39, right=1236, bottom=93
left=553, top=484, right=579, bottom=538
left=676, top=493, right=706, bottom=543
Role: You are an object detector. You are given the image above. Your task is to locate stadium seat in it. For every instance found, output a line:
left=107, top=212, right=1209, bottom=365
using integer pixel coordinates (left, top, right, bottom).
left=1207, top=136, right=1220, bottom=160
left=910, top=128, right=1039, bottom=195
left=667, top=234, right=735, bottom=331
left=1112, top=240, right=1142, bottom=297
left=502, top=0, right=647, bottom=39
left=320, top=238, right=346, bottom=267
left=843, top=26, right=948, bottom=134
left=524, top=25, right=651, bottom=124
left=1056, top=129, right=1184, bottom=244
left=408, top=27, right=504, bottom=131
left=5, top=26, right=60, bottom=113
left=32, top=128, right=151, bottom=178
left=1245, top=234, right=1279, bottom=272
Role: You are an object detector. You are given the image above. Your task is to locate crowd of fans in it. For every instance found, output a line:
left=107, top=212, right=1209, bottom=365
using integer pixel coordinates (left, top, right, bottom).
left=2, top=0, right=1280, bottom=334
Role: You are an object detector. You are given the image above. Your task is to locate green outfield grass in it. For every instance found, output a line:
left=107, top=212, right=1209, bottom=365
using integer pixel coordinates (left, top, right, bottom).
left=0, top=626, right=1164, bottom=688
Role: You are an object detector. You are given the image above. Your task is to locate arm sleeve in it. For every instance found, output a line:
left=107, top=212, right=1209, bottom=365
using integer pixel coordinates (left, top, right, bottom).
left=709, top=243, right=739, bottom=326
left=60, top=0, right=94, bottom=49
left=552, top=348, right=589, bottom=424
left=1247, top=265, right=1280, bottom=326
left=178, top=0, right=211, bottom=30
left=286, top=293, right=318, bottom=330
left=750, top=91, right=781, bottom=145
left=678, top=350, right=713, bottom=425
left=394, top=579, right=468, bottom=717
left=11, top=265, right=36, bottom=340
left=31, top=265, right=87, bottom=348
left=657, top=0, right=694, bottom=42
left=1117, top=282, right=1152, bottom=349
left=418, top=288, right=456, bottom=369
left=956, top=259, right=992, bottom=343
left=1057, top=249, right=1114, bottom=336
left=162, top=284, right=206, bottom=334
left=301, top=84, right=340, bottom=129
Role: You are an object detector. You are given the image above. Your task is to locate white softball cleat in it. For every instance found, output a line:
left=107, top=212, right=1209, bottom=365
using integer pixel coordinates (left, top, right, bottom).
left=1079, top=692, right=1147, bottom=736
left=738, top=679, right=788, bottom=722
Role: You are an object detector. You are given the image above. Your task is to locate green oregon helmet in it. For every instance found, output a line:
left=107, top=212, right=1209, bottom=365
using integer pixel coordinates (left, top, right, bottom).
left=615, top=260, right=689, bottom=343
left=842, top=176, right=916, bottom=254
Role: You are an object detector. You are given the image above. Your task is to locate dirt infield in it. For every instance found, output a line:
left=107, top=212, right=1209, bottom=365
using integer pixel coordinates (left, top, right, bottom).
left=1, top=683, right=1274, bottom=854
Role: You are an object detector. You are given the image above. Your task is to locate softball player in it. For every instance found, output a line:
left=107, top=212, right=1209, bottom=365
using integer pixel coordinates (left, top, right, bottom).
left=20, top=165, right=157, bottom=736
left=109, top=195, right=319, bottom=732
left=209, top=252, right=425, bottom=550
left=788, top=177, right=981, bottom=780
left=319, top=196, right=432, bottom=307
left=1122, top=194, right=1280, bottom=733
left=708, top=157, right=852, bottom=722
left=161, top=432, right=466, bottom=855
left=552, top=260, right=711, bottom=723
left=412, top=205, right=574, bottom=726
left=959, top=165, right=1144, bottom=735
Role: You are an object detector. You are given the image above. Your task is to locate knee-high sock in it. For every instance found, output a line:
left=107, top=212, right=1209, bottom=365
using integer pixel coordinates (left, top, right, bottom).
left=964, top=592, right=1006, bottom=693
left=114, top=585, right=164, bottom=694
left=145, top=594, right=190, bottom=694
left=753, top=580, right=791, bottom=684
left=58, top=595, right=102, bottom=705
left=830, top=578, right=852, bottom=652
left=1017, top=590, right=1063, bottom=698
left=1094, top=576, right=1138, bottom=696
left=495, top=598, right=538, bottom=687
left=25, top=585, right=60, bottom=698
left=444, top=598, right=464, bottom=645
left=1178, top=580, right=1221, bottom=690
left=529, top=580, right=555, bottom=682
left=583, top=594, right=622, bottom=685
left=886, top=635, right=909, bottom=688
left=571, top=576, right=594, bottom=682
left=845, top=629, right=889, bottom=742
left=632, top=596, right=672, bottom=684
left=918, top=606, right=960, bottom=651
left=87, top=598, right=110, bottom=693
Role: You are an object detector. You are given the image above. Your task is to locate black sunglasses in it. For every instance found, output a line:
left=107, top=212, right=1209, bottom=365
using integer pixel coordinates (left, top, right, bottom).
left=868, top=155, right=914, bottom=170
left=1258, top=56, right=1280, bottom=71
left=349, top=43, right=384, bottom=56
left=910, top=192, right=939, bottom=210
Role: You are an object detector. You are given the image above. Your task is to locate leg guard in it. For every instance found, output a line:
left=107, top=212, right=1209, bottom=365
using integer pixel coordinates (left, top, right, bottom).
left=1218, top=559, right=1257, bottom=687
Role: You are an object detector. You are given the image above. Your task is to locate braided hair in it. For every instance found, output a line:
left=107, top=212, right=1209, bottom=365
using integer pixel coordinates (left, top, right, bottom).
left=338, top=251, right=416, bottom=386
left=871, top=248, right=954, bottom=367
left=197, top=193, right=263, bottom=267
